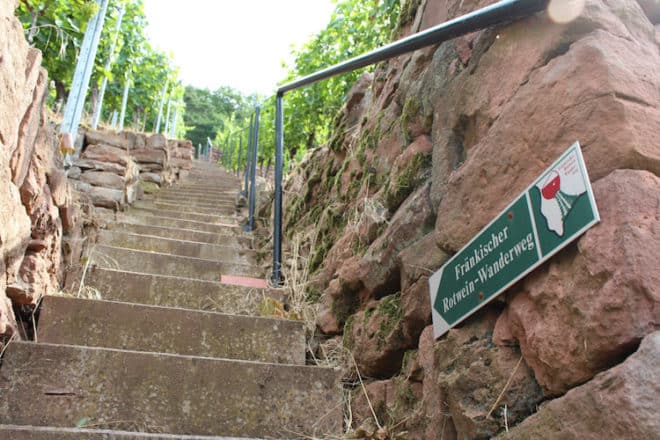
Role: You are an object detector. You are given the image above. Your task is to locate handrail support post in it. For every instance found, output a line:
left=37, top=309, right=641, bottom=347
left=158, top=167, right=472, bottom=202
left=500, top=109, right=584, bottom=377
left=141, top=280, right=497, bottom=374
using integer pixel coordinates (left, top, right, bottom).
left=271, top=93, right=284, bottom=286
left=244, top=106, right=260, bottom=232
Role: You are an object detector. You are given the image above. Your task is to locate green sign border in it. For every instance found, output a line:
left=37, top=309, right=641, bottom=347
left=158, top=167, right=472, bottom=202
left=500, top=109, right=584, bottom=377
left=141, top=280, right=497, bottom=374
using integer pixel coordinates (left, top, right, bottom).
left=429, top=142, right=600, bottom=338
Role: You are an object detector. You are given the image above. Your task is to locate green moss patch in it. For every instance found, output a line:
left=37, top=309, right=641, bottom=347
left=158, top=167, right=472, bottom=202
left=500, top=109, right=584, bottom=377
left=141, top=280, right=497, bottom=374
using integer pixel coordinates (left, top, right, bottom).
left=383, top=152, right=431, bottom=211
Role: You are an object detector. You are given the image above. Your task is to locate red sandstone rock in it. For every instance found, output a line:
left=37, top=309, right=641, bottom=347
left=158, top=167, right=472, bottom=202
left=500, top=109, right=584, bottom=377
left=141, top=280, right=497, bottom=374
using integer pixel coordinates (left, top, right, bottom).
left=147, top=133, right=167, bottom=150
left=130, top=148, right=167, bottom=166
left=10, top=65, right=48, bottom=187
left=348, top=295, right=409, bottom=378
left=360, top=182, right=435, bottom=297
left=418, top=325, right=458, bottom=440
left=351, top=379, right=397, bottom=427
left=47, top=169, right=69, bottom=208
left=140, top=172, right=162, bottom=184
left=382, top=135, right=432, bottom=212
left=0, top=291, right=18, bottom=341
left=84, top=129, right=129, bottom=150
left=80, top=171, right=125, bottom=190
left=503, top=169, right=660, bottom=396
left=72, top=158, right=126, bottom=175
left=72, top=181, right=125, bottom=210
left=120, top=130, right=147, bottom=149
left=344, top=72, right=373, bottom=127
left=431, top=308, right=543, bottom=439
left=81, top=144, right=130, bottom=166
left=397, top=232, right=448, bottom=292
left=400, top=278, right=432, bottom=347
left=501, top=331, right=660, bottom=439
left=434, top=1, right=660, bottom=251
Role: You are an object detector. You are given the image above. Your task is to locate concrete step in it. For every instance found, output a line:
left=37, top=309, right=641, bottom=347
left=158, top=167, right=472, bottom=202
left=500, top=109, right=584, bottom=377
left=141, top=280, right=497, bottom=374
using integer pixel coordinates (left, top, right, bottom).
left=117, top=213, right=241, bottom=235
left=152, top=196, right=237, bottom=209
left=66, top=267, right=279, bottom=315
left=97, top=230, right=256, bottom=264
left=149, top=200, right=236, bottom=214
left=0, top=342, right=342, bottom=438
left=38, top=296, right=305, bottom=364
left=133, top=201, right=235, bottom=217
left=159, top=187, right=238, bottom=196
left=173, top=186, right=238, bottom=193
left=129, top=206, right=236, bottom=225
left=0, top=425, right=259, bottom=439
left=107, top=223, right=250, bottom=247
left=90, top=245, right=264, bottom=281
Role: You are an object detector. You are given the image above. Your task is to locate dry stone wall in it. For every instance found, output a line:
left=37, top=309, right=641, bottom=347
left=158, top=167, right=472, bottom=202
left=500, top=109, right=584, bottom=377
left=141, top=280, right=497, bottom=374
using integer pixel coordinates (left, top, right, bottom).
left=69, top=129, right=193, bottom=210
left=276, top=0, right=659, bottom=438
left=0, top=0, right=193, bottom=348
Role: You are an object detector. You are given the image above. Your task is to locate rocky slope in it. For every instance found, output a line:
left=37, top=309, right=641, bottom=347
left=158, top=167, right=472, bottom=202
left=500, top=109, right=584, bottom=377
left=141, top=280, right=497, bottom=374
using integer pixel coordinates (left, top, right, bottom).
left=271, top=0, right=660, bottom=437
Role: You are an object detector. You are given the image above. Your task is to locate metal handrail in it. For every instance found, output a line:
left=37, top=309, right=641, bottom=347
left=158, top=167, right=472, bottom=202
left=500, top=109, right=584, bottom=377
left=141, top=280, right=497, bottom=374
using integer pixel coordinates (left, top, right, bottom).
left=270, top=0, right=549, bottom=285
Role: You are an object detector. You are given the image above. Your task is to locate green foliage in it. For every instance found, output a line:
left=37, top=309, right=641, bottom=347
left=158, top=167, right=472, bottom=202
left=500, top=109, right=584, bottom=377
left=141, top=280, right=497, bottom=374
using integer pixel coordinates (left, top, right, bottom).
left=376, top=292, right=402, bottom=348
left=16, top=0, right=98, bottom=106
left=211, top=0, right=400, bottom=173
left=16, top=0, right=184, bottom=134
left=277, top=0, right=400, bottom=160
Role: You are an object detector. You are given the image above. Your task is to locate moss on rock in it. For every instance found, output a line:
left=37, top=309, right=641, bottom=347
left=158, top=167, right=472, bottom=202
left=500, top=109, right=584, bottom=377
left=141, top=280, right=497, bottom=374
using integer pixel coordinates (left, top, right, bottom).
left=383, top=152, right=432, bottom=211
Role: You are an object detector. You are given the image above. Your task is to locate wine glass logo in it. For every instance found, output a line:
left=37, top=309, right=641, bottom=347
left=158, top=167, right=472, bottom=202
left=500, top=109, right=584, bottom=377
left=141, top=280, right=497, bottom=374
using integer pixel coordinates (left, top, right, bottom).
left=536, top=151, right=587, bottom=238
left=541, top=170, right=578, bottom=220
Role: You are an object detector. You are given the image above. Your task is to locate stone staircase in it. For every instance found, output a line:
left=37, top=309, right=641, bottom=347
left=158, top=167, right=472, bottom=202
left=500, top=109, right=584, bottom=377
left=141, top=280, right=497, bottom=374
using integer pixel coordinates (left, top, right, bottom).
left=0, top=161, right=342, bottom=439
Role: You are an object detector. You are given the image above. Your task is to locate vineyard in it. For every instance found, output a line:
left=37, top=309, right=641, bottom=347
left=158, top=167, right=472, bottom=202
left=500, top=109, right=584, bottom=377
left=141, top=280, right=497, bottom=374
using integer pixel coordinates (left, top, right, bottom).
left=17, top=0, right=401, bottom=167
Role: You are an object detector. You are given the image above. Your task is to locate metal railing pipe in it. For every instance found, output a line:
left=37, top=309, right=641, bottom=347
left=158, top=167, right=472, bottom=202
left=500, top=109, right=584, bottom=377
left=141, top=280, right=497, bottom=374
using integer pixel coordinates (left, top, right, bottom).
left=278, top=0, right=547, bottom=94
left=269, top=0, right=548, bottom=285
left=244, top=106, right=261, bottom=231
left=237, top=135, right=243, bottom=177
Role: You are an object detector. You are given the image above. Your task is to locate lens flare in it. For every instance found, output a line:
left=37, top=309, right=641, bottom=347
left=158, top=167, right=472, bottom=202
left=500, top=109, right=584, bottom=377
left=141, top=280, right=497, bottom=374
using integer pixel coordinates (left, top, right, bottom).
left=548, top=0, right=585, bottom=23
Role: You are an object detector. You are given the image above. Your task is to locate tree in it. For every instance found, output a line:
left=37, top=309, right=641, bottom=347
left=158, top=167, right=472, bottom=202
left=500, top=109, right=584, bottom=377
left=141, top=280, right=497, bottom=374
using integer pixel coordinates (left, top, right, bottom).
left=184, top=85, right=253, bottom=149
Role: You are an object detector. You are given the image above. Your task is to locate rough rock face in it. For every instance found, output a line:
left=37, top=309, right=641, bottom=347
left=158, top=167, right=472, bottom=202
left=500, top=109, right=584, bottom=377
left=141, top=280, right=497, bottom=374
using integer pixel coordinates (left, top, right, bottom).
left=431, top=0, right=660, bottom=252
left=270, top=0, right=660, bottom=438
left=423, top=309, right=544, bottom=439
left=500, top=331, right=660, bottom=440
left=0, top=0, right=73, bottom=333
left=497, top=169, right=660, bottom=395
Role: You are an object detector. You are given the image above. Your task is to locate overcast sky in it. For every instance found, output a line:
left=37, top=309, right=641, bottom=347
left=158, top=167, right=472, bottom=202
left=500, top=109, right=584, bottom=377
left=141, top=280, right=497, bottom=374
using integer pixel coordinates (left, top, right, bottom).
left=142, top=0, right=336, bottom=96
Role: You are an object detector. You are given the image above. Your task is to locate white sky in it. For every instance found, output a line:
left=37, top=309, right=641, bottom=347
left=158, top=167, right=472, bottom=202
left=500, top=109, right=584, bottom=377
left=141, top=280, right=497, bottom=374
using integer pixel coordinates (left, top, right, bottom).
left=142, top=0, right=336, bottom=96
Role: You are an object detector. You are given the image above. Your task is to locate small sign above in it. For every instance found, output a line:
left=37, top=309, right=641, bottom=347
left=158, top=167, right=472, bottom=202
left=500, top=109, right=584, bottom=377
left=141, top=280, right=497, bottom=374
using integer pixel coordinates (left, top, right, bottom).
left=429, top=142, right=600, bottom=339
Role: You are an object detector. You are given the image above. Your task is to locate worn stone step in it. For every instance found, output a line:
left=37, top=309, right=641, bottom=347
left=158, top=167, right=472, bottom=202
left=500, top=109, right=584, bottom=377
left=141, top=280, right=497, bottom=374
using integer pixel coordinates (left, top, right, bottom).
left=160, top=187, right=238, bottom=196
left=0, top=425, right=259, bottom=439
left=38, top=296, right=305, bottom=364
left=154, top=197, right=237, bottom=208
left=97, top=230, right=256, bottom=263
left=153, top=195, right=237, bottom=208
left=130, top=206, right=236, bottom=225
left=0, top=342, right=342, bottom=438
left=174, top=185, right=237, bottom=192
left=66, top=267, right=279, bottom=315
left=165, top=185, right=240, bottom=197
left=133, top=201, right=235, bottom=216
left=90, top=245, right=264, bottom=281
left=107, top=222, right=250, bottom=247
left=116, top=213, right=242, bottom=235
left=150, top=200, right=236, bottom=213
left=156, top=194, right=236, bottom=204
